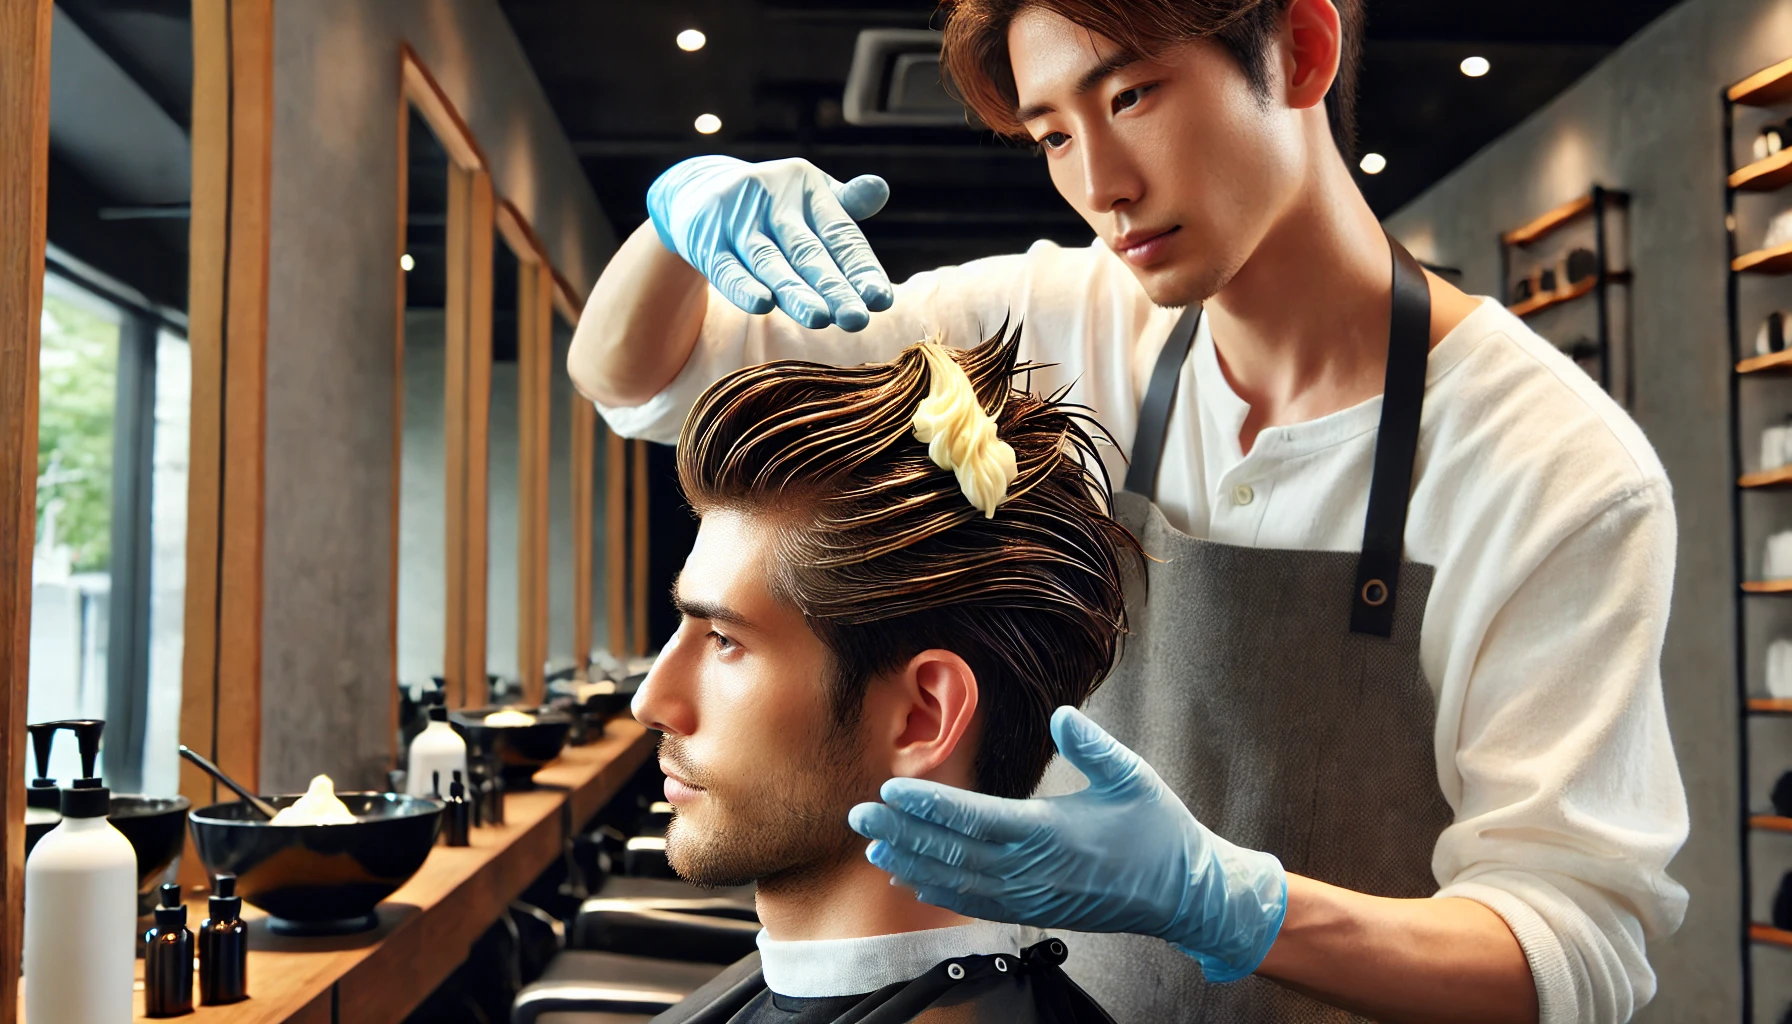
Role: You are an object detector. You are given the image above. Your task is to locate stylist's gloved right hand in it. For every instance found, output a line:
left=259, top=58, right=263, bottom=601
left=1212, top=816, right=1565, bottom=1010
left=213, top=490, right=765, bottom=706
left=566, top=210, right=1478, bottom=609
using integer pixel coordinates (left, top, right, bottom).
left=848, top=707, right=1288, bottom=984
left=646, top=155, right=894, bottom=331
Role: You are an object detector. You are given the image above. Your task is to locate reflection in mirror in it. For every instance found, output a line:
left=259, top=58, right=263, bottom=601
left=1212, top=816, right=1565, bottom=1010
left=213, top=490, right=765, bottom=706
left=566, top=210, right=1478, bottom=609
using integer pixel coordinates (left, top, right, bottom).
left=487, top=234, right=523, bottom=704
left=548, top=313, right=576, bottom=682
left=30, top=0, right=194, bottom=796
left=397, top=108, right=451, bottom=746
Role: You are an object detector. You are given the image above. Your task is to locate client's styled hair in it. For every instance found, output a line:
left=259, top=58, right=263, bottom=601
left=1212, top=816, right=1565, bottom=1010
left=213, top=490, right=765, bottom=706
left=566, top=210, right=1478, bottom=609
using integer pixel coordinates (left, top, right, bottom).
left=677, top=323, right=1141, bottom=798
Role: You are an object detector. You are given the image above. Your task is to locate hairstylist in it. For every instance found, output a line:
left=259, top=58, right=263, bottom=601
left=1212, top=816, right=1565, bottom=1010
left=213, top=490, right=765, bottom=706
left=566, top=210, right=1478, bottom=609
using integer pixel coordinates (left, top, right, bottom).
left=568, top=1, right=1688, bottom=1021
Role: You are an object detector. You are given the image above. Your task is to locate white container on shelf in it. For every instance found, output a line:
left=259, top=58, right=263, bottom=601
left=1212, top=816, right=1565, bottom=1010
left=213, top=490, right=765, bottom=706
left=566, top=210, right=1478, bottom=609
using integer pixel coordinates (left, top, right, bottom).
left=406, top=704, right=467, bottom=798
left=1769, top=639, right=1792, bottom=699
left=25, top=774, right=137, bottom=1023
left=1764, top=425, right=1790, bottom=472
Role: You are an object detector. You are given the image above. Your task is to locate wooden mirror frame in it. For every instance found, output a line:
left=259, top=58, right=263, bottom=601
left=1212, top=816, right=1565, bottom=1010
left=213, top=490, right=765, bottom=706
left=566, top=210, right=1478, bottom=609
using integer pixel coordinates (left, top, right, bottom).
left=1, top=2, right=55, bottom=1014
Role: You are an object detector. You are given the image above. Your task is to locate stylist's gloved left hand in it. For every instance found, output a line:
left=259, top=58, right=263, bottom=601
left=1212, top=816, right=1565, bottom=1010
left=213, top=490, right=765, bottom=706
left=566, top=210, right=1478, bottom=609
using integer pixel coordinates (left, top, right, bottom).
left=848, top=706, right=1287, bottom=983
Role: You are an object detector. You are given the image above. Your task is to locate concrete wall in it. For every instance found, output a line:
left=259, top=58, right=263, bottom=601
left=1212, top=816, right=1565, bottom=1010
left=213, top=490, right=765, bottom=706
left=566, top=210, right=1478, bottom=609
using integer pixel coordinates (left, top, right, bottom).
left=262, top=0, right=615, bottom=792
left=1383, top=0, right=1792, bottom=1017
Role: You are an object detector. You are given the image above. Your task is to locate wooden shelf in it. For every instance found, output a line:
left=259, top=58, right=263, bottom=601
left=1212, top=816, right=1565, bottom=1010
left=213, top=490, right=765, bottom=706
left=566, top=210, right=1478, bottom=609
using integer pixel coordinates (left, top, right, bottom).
left=1741, top=466, right=1792, bottom=489
left=1742, top=579, right=1792, bottom=594
left=1502, top=195, right=1595, bottom=246
left=1738, top=349, right=1792, bottom=374
left=1733, top=149, right=1792, bottom=192
left=1506, top=272, right=1634, bottom=318
left=1754, top=815, right=1792, bottom=832
left=1732, top=56, right=1792, bottom=106
left=57, top=720, right=656, bottom=1024
left=1753, top=923, right=1792, bottom=947
left=1749, top=698, right=1792, bottom=713
left=1508, top=277, right=1596, bottom=317
left=1734, top=241, right=1792, bottom=274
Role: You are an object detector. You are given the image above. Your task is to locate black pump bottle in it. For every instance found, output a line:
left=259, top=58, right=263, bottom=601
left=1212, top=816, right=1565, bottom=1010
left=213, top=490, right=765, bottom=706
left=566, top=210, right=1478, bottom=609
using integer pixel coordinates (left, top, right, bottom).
left=144, top=883, right=194, bottom=1017
left=198, top=874, right=249, bottom=1005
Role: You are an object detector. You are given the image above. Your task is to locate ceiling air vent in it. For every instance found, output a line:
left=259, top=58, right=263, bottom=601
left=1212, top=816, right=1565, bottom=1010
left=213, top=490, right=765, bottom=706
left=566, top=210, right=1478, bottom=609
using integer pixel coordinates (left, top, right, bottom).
left=842, top=29, right=967, bottom=127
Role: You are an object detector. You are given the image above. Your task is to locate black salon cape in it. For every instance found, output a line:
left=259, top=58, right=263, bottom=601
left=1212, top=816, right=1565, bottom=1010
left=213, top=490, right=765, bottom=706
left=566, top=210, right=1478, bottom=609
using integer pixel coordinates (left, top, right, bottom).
left=650, top=939, right=1117, bottom=1024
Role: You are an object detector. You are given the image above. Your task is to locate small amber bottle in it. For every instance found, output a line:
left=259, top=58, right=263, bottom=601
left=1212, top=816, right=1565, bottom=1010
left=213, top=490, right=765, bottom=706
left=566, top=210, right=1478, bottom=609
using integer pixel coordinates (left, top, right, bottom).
left=143, top=883, right=193, bottom=1017
left=198, top=874, right=248, bottom=1005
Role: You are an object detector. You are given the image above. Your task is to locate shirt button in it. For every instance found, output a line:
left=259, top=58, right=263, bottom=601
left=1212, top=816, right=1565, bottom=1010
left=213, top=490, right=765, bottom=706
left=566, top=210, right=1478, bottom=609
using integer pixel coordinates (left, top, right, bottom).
left=1233, top=484, right=1255, bottom=506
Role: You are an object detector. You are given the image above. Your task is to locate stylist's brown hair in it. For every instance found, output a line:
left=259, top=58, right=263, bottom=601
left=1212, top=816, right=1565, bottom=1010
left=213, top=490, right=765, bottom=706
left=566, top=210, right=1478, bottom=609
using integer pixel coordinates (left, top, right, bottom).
left=938, top=0, right=1366, bottom=159
left=677, top=323, right=1142, bottom=799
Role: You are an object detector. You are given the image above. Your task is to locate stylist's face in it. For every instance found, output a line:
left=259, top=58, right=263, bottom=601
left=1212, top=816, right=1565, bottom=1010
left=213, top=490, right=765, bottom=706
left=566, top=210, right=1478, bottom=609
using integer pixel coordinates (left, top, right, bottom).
left=632, top=510, right=875, bottom=889
left=1008, top=7, right=1319, bottom=307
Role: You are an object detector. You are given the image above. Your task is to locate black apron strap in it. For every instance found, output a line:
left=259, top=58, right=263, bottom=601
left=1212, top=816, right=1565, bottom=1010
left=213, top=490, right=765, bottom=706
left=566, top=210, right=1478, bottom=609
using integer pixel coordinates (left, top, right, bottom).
left=1123, top=306, right=1203, bottom=499
left=1349, top=236, right=1432, bottom=638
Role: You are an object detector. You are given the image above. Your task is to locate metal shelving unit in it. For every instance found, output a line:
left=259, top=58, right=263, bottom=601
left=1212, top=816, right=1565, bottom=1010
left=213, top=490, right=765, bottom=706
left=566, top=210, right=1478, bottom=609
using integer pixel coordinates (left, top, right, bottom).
left=1497, top=187, right=1632, bottom=404
left=1723, top=52, right=1792, bottom=1024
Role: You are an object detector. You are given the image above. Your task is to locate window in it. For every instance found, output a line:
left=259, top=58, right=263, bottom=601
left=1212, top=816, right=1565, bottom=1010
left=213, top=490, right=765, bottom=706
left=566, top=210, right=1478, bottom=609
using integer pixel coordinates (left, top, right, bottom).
left=29, top=267, right=188, bottom=795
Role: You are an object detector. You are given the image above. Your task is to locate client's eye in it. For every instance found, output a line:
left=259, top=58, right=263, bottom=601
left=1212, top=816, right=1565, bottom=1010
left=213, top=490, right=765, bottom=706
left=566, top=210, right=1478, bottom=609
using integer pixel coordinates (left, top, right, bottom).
left=708, top=631, right=736, bottom=653
left=1039, top=131, right=1070, bottom=151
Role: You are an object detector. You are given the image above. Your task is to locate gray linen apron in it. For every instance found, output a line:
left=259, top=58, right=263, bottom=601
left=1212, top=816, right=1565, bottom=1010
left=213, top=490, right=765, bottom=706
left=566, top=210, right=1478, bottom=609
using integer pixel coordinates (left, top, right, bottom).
left=1046, top=239, right=1456, bottom=1022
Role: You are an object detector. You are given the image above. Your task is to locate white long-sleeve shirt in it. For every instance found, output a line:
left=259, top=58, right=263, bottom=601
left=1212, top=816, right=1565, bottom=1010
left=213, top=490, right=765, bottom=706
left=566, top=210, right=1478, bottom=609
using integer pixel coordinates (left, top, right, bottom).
left=593, top=239, right=1690, bottom=1023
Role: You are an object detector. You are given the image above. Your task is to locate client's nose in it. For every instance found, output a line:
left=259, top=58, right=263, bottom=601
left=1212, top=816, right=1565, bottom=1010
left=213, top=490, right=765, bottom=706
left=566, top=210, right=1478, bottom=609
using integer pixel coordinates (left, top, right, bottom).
left=632, top=624, right=696, bottom=737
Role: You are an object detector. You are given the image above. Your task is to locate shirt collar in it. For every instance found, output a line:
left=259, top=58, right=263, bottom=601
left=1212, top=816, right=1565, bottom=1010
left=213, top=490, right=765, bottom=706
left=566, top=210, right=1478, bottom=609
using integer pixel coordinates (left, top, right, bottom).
left=755, top=920, right=1036, bottom=998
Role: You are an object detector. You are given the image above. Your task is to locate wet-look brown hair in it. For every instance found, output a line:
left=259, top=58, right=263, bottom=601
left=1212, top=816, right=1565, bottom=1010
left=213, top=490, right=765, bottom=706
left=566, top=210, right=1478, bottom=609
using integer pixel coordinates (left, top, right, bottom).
left=939, top=0, right=1366, bottom=159
left=677, top=323, right=1142, bottom=799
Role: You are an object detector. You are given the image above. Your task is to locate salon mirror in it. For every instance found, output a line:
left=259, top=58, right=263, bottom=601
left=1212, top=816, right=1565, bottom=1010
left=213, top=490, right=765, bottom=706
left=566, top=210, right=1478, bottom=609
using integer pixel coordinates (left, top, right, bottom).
left=486, top=231, right=524, bottom=705
left=396, top=107, right=452, bottom=738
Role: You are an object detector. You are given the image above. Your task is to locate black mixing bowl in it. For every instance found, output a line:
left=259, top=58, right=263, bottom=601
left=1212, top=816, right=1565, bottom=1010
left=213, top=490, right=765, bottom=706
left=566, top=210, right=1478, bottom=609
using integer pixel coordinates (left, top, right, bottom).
left=23, top=794, right=190, bottom=894
left=450, top=707, right=573, bottom=787
left=189, top=792, right=443, bottom=936
left=111, top=795, right=191, bottom=892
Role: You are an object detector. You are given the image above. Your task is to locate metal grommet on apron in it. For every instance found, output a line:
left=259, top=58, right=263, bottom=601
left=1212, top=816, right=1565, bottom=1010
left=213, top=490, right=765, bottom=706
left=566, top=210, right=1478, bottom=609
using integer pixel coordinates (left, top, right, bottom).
left=1046, top=235, right=1456, bottom=1023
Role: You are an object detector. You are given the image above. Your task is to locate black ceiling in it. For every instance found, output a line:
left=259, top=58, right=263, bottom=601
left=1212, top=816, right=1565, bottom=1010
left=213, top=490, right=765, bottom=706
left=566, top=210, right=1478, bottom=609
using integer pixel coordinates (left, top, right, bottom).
left=502, top=0, right=1683, bottom=282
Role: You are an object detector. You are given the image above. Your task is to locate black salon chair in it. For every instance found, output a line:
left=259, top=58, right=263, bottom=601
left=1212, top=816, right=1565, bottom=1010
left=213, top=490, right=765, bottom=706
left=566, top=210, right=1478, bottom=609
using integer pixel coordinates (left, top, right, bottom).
left=511, top=950, right=724, bottom=1024
left=512, top=876, right=757, bottom=1023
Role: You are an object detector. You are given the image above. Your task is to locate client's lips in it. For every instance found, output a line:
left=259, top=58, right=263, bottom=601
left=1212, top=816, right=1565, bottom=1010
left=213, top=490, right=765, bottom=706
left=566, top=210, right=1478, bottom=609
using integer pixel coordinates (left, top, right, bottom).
left=660, top=761, right=705, bottom=805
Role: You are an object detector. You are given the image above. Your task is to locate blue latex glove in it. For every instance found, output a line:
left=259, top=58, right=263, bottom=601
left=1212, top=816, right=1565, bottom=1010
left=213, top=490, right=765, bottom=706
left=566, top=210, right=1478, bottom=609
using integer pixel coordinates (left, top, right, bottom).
left=848, top=706, right=1288, bottom=983
left=645, top=155, right=894, bottom=331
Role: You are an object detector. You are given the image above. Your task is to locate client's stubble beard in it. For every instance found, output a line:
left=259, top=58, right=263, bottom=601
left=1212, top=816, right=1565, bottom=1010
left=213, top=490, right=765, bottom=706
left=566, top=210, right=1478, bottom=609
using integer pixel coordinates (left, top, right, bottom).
left=659, top=718, right=873, bottom=894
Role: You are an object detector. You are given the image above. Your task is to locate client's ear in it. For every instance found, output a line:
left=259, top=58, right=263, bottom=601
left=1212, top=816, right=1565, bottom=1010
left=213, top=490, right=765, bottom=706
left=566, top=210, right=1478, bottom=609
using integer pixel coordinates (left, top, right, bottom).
left=866, top=650, right=980, bottom=785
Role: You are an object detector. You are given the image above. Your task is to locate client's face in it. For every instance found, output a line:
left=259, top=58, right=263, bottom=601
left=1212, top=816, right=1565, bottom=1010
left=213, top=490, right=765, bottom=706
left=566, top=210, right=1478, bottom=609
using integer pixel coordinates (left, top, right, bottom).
left=632, top=510, right=875, bottom=889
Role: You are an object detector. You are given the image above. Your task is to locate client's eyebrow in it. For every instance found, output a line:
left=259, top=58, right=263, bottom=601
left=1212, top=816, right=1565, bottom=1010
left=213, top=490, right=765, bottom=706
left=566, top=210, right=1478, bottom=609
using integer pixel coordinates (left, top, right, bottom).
left=1013, top=51, right=1143, bottom=124
left=669, top=573, right=754, bottom=631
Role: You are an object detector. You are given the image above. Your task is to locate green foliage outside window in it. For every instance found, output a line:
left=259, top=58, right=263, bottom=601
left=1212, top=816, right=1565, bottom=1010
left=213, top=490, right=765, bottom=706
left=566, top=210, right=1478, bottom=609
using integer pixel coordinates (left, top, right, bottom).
left=37, top=288, right=119, bottom=574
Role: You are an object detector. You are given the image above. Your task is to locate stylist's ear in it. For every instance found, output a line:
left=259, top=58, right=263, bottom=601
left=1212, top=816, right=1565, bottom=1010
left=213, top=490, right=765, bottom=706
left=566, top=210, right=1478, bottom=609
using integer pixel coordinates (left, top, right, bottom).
left=870, top=650, right=980, bottom=785
left=1282, top=0, right=1342, bottom=111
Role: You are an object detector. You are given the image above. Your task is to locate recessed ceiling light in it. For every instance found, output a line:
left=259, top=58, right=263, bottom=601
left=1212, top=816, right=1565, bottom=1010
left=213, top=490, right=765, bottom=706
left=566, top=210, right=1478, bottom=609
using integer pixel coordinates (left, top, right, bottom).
left=1460, top=56, right=1490, bottom=78
left=1359, top=152, right=1387, bottom=175
left=694, top=113, right=722, bottom=135
left=400, top=253, right=415, bottom=271
left=677, top=28, right=706, bottom=52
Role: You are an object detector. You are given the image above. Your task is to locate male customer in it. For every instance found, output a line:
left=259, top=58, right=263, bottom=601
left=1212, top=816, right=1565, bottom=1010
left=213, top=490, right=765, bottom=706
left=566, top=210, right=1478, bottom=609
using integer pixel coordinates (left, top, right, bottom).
left=632, top=326, right=1144, bottom=1022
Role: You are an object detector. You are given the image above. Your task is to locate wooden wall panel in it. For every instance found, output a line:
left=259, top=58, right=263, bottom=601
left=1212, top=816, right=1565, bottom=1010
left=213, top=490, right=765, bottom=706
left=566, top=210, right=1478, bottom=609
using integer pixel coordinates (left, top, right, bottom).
left=571, top=399, right=594, bottom=676
left=630, top=439, right=648, bottom=657
left=517, top=260, right=552, bottom=706
left=179, top=0, right=270, bottom=892
left=461, top=172, right=494, bottom=709
left=441, top=164, right=471, bottom=710
left=606, top=432, right=627, bottom=658
left=0, top=2, right=53, bottom=1014
left=216, top=0, right=271, bottom=793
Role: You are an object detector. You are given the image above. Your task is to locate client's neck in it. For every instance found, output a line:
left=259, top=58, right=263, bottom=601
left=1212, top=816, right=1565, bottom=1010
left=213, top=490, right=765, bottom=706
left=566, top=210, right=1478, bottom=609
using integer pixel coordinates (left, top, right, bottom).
left=754, top=843, right=974, bottom=942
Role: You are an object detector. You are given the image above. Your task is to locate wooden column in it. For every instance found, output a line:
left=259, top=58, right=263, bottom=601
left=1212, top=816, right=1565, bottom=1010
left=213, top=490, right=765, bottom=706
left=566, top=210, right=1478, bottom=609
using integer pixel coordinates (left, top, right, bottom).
left=571, top=398, right=594, bottom=677
left=179, top=0, right=270, bottom=891
left=516, top=261, right=552, bottom=706
left=459, top=172, right=494, bottom=709
left=0, top=2, right=53, bottom=1015
left=630, top=440, right=649, bottom=657
left=606, top=432, right=627, bottom=658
